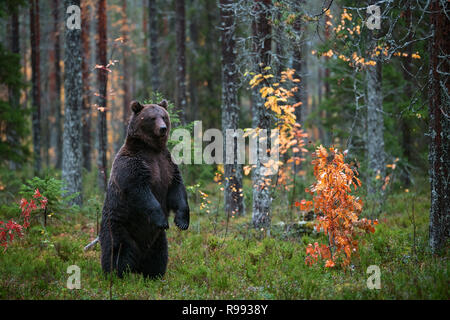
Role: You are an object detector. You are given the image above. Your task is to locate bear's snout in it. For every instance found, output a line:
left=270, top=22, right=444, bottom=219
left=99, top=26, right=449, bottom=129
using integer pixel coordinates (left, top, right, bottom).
left=159, top=126, right=167, bottom=135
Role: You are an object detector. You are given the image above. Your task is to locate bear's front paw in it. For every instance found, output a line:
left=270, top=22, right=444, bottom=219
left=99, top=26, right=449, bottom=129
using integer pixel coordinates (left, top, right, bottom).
left=174, top=207, right=189, bottom=230
left=149, top=207, right=169, bottom=230
left=156, top=218, right=169, bottom=230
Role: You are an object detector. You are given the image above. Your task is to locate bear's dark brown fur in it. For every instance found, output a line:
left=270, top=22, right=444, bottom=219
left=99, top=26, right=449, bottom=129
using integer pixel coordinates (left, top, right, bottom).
left=99, top=100, right=189, bottom=278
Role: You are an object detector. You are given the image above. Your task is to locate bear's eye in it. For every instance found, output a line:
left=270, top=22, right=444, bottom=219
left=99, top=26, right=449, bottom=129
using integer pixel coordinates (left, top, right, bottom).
left=150, top=117, right=156, bottom=121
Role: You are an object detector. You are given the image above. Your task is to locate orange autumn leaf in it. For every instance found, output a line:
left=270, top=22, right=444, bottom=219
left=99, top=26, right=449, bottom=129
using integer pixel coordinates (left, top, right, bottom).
left=325, top=260, right=335, bottom=268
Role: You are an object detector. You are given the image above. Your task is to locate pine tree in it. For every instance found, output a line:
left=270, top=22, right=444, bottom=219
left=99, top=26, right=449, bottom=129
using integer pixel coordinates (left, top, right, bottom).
left=251, top=0, right=272, bottom=231
left=62, top=0, right=83, bottom=206
left=96, top=0, right=108, bottom=193
left=220, top=0, right=244, bottom=217
left=148, top=0, right=160, bottom=92
left=30, top=0, right=42, bottom=175
left=52, top=0, right=63, bottom=170
left=175, top=0, right=187, bottom=124
left=428, top=0, right=449, bottom=254
left=366, top=0, right=385, bottom=201
left=81, top=0, right=91, bottom=171
left=0, top=1, right=28, bottom=167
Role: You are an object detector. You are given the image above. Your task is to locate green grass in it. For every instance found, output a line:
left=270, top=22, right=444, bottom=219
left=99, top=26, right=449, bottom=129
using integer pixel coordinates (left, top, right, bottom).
left=0, top=179, right=448, bottom=300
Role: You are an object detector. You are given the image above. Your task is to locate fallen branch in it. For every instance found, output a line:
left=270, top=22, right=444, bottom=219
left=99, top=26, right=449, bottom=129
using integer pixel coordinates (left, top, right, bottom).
left=84, top=236, right=99, bottom=251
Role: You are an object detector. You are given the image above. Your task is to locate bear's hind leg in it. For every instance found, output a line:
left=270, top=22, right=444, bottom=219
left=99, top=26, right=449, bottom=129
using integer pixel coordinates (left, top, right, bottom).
left=101, top=241, right=139, bottom=278
left=140, top=231, right=168, bottom=279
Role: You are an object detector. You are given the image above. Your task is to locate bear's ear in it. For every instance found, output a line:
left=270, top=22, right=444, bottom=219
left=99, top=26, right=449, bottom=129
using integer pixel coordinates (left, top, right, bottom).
left=158, top=99, right=168, bottom=110
left=130, top=100, right=143, bottom=114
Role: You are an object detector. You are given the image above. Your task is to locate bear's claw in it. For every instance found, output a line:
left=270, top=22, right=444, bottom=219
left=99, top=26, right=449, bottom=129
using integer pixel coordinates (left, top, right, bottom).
left=174, top=215, right=189, bottom=230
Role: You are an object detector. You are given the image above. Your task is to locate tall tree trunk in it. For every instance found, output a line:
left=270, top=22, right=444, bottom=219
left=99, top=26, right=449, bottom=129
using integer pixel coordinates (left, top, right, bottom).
left=53, top=0, right=63, bottom=170
left=366, top=2, right=385, bottom=199
left=122, top=0, right=130, bottom=139
left=141, top=0, right=148, bottom=85
left=97, top=0, right=108, bottom=193
left=273, top=8, right=285, bottom=77
left=292, top=13, right=306, bottom=174
left=366, top=58, right=385, bottom=195
left=428, top=0, right=449, bottom=254
left=400, top=5, right=413, bottom=186
left=220, top=0, right=244, bottom=217
left=81, top=1, right=91, bottom=171
left=175, top=0, right=187, bottom=124
left=188, top=2, right=198, bottom=123
left=251, top=0, right=272, bottom=232
left=62, top=0, right=83, bottom=206
left=148, top=0, right=160, bottom=92
left=7, top=9, right=20, bottom=170
left=322, top=12, right=331, bottom=146
left=324, top=14, right=331, bottom=99
left=30, top=0, right=41, bottom=175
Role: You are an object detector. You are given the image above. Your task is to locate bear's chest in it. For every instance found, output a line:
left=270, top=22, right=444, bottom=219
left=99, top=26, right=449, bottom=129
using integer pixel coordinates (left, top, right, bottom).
left=143, top=155, right=173, bottom=198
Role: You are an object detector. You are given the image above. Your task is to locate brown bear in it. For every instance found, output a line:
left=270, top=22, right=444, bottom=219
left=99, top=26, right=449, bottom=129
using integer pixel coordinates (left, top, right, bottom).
left=99, top=99, right=189, bottom=279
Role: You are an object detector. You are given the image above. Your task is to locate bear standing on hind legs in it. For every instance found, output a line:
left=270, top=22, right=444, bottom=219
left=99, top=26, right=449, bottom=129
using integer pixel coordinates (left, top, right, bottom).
left=99, top=99, right=190, bottom=279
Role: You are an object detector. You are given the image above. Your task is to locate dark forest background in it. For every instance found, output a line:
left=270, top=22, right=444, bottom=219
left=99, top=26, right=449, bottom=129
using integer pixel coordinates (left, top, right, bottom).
left=0, top=0, right=448, bottom=299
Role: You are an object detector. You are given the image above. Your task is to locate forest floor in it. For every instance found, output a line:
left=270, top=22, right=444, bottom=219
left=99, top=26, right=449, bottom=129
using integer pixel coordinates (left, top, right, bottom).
left=0, top=176, right=448, bottom=300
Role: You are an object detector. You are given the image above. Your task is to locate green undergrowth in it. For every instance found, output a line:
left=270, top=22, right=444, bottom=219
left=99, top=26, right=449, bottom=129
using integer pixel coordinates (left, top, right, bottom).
left=0, top=177, right=448, bottom=300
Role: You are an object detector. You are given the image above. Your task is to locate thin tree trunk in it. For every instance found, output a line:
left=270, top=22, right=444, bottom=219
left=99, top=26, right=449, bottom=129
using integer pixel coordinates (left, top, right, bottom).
left=142, top=0, right=148, bottom=85
left=324, top=14, right=331, bottom=99
left=273, top=9, right=284, bottom=77
left=82, top=1, right=91, bottom=171
left=62, top=0, right=83, bottom=206
left=97, top=0, right=108, bottom=193
left=401, top=5, right=413, bottom=186
left=220, top=0, right=244, bottom=217
left=428, top=0, right=449, bottom=254
left=251, top=0, right=272, bottom=232
left=122, top=0, right=130, bottom=138
left=148, top=0, right=160, bottom=92
left=188, top=3, right=198, bottom=123
left=175, top=0, right=187, bottom=124
left=30, top=0, right=41, bottom=175
left=366, top=59, right=385, bottom=193
left=7, top=9, right=20, bottom=170
left=322, top=12, right=331, bottom=146
left=292, top=13, right=305, bottom=174
left=53, top=0, right=63, bottom=170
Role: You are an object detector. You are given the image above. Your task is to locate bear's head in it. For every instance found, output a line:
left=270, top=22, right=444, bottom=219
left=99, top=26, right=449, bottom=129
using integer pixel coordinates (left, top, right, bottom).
left=126, top=100, right=171, bottom=150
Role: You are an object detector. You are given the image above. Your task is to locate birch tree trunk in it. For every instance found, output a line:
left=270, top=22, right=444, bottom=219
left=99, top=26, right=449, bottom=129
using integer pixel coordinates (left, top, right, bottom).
left=220, top=0, right=244, bottom=217
left=30, top=0, right=41, bottom=175
left=62, top=0, right=83, bottom=206
left=97, top=0, right=108, bottom=193
left=175, top=0, right=187, bottom=124
left=251, top=0, right=272, bottom=231
left=428, top=0, right=449, bottom=254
